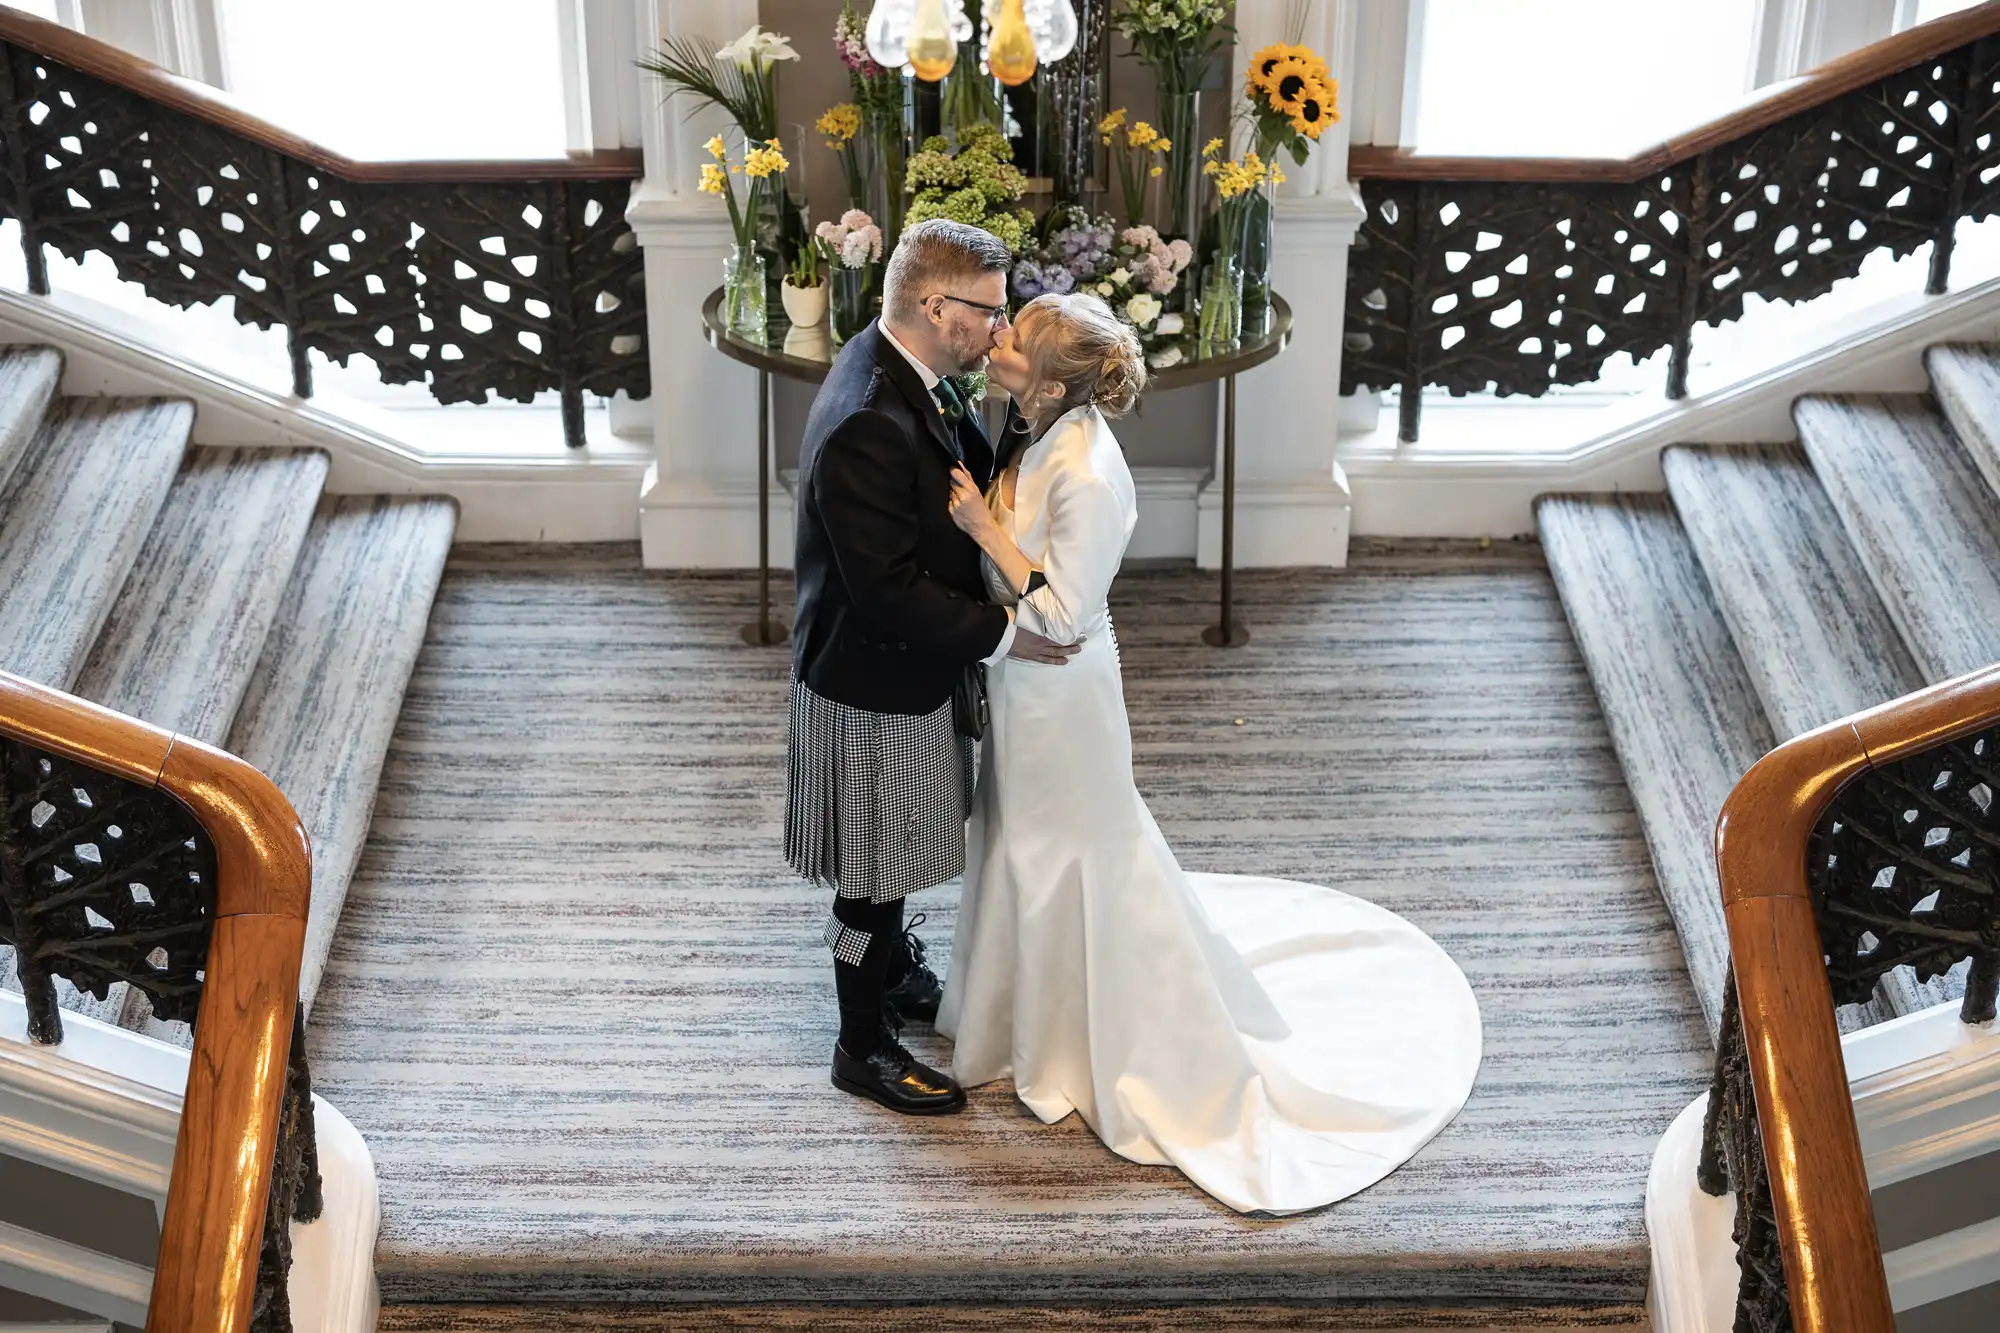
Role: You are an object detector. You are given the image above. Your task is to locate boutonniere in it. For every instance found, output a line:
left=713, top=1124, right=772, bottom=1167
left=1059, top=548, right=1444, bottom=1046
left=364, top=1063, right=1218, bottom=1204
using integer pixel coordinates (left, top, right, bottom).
left=949, top=371, right=988, bottom=404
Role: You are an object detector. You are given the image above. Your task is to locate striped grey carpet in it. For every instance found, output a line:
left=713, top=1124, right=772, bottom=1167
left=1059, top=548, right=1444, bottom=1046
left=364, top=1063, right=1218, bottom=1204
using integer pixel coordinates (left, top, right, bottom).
left=1926, top=344, right=2000, bottom=504
left=228, top=495, right=458, bottom=1018
left=306, top=541, right=1710, bottom=1315
left=77, top=446, right=329, bottom=745
left=0, top=396, right=191, bottom=688
left=376, top=1303, right=1650, bottom=1330
left=1795, top=394, right=2000, bottom=682
left=0, top=345, right=59, bottom=493
left=1660, top=445, right=1957, bottom=1021
left=1536, top=495, right=1770, bottom=1042
left=1662, top=443, right=1923, bottom=738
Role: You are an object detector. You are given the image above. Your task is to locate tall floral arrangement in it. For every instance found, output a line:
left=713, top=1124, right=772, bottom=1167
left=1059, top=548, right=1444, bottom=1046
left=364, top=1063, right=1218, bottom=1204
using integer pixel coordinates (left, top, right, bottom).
left=818, top=103, right=867, bottom=210
left=1112, top=0, right=1233, bottom=239
left=642, top=26, right=805, bottom=264
left=905, top=123, right=1036, bottom=254
left=1099, top=109, right=1170, bottom=228
left=1198, top=138, right=1281, bottom=344
left=1242, top=41, right=1337, bottom=164
left=640, top=25, right=794, bottom=144
left=835, top=1, right=909, bottom=244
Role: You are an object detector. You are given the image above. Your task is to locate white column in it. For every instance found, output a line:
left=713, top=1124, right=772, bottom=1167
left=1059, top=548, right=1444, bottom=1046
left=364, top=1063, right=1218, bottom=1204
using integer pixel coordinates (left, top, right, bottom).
left=1199, top=0, right=1363, bottom=570
left=631, top=0, right=789, bottom=568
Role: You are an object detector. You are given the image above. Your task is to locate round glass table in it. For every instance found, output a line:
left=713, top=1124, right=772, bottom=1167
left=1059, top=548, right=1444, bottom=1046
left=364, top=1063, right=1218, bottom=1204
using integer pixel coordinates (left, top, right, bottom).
left=701, top=289, right=1292, bottom=647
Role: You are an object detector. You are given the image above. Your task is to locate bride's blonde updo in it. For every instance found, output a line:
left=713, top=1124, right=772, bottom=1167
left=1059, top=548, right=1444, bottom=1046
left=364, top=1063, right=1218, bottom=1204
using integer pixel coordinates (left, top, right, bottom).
left=1014, top=292, right=1148, bottom=427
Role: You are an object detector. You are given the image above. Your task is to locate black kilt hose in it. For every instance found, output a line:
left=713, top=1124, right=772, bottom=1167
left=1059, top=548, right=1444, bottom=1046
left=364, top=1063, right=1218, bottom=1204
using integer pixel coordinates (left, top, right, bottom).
left=785, top=321, right=1009, bottom=961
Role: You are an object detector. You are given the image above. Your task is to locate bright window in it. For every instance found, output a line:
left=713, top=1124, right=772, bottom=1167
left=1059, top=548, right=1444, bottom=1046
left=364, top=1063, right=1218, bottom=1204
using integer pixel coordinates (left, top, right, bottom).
left=1412, top=0, right=1761, bottom=156
left=218, top=0, right=568, bottom=160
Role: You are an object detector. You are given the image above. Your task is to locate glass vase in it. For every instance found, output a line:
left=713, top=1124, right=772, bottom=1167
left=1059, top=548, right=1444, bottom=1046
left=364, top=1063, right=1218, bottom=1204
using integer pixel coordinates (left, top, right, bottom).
left=724, top=244, right=769, bottom=342
left=1197, top=254, right=1242, bottom=350
left=1241, top=180, right=1277, bottom=333
left=1157, top=88, right=1202, bottom=243
left=830, top=263, right=878, bottom=346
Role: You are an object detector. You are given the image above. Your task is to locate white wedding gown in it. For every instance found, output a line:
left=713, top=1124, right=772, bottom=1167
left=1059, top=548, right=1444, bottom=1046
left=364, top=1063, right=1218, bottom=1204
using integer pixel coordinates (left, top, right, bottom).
left=936, top=404, right=1484, bottom=1216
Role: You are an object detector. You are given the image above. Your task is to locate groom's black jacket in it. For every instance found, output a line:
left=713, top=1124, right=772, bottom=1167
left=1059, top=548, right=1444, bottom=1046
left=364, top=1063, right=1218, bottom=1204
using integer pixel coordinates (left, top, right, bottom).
left=793, top=320, right=1010, bottom=715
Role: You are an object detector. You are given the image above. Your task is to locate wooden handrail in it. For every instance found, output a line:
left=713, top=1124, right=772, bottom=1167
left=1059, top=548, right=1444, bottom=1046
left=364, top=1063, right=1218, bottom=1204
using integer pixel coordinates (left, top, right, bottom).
left=1712, top=661, right=2000, bottom=1333
left=1352, top=0, right=2000, bottom=182
left=0, top=4, right=641, bottom=182
left=0, top=671, right=311, bottom=1333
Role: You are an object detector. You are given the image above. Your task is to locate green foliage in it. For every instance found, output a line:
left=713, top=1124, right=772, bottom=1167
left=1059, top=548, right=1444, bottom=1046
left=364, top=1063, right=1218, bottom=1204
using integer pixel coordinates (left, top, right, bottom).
left=903, top=124, right=1035, bottom=254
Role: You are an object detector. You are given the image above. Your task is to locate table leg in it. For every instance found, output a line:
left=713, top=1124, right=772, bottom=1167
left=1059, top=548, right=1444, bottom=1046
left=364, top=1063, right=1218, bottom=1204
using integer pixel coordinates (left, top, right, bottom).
left=1203, top=371, right=1249, bottom=647
left=741, top=368, right=789, bottom=646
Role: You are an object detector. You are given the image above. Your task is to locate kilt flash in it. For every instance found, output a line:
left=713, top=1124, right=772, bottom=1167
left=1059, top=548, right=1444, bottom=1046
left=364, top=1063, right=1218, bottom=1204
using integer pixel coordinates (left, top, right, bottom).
left=785, top=678, right=976, bottom=962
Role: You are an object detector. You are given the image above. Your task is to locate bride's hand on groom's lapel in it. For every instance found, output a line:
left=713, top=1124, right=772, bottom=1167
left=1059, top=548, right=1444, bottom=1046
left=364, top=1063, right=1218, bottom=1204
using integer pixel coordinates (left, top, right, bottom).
left=947, top=466, right=994, bottom=540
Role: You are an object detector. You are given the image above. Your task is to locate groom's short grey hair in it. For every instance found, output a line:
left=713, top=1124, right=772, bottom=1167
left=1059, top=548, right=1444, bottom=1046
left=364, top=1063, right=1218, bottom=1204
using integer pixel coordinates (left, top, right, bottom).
left=883, top=220, right=1012, bottom=324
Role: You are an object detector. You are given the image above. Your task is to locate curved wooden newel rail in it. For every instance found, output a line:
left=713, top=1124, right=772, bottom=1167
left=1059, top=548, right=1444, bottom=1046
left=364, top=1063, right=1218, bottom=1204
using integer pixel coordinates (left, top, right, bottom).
left=1713, top=662, right=2000, bottom=1333
left=1352, top=0, right=2000, bottom=182
left=0, top=4, right=640, bottom=182
left=0, top=672, right=311, bottom=1333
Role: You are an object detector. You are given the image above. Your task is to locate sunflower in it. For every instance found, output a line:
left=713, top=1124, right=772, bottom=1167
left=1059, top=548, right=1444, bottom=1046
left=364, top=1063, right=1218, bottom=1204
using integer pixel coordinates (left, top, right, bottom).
left=1245, top=42, right=1301, bottom=96
left=1289, top=78, right=1338, bottom=140
left=1263, top=56, right=1319, bottom=114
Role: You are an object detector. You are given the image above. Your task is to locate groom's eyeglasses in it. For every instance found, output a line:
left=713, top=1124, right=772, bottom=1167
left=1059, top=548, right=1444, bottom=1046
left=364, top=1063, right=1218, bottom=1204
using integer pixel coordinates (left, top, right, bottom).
left=933, top=293, right=1010, bottom=328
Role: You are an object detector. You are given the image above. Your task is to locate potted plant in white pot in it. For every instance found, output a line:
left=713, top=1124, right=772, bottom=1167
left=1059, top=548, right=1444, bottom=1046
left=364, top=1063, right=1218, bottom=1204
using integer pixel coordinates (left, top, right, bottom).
left=782, top=238, right=828, bottom=328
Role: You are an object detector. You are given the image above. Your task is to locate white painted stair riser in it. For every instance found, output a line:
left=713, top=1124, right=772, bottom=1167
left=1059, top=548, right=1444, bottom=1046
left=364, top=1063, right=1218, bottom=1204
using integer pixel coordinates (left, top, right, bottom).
left=0, top=990, right=378, bottom=1333
left=1647, top=1002, right=2000, bottom=1331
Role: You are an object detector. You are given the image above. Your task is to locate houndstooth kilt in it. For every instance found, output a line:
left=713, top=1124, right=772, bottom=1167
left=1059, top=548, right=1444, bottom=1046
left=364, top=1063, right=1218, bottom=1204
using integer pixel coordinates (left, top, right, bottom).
left=786, top=677, right=976, bottom=937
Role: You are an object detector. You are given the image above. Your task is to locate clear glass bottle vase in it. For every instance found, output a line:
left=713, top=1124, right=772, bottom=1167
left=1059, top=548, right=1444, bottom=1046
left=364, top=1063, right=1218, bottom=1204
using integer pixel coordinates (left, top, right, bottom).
left=1197, top=254, right=1243, bottom=350
left=724, top=244, right=769, bottom=342
left=830, top=263, right=879, bottom=346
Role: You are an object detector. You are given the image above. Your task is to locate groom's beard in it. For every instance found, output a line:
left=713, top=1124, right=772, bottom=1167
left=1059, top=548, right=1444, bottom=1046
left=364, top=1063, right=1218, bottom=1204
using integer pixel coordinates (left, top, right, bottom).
left=944, top=323, right=994, bottom=376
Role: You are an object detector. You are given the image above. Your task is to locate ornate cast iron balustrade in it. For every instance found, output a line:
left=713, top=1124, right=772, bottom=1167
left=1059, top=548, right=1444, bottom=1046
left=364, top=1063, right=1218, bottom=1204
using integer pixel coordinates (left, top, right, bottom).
left=0, top=735, right=318, bottom=1333
left=0, top=36, right=647, bottom=449
left=1699, top=722, right=2000, bottom=1332
left=1344, top=29, right=2000, bottom=443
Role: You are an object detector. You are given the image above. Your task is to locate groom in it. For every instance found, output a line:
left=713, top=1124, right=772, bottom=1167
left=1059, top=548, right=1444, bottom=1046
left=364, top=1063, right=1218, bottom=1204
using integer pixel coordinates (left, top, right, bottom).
left=787, top=219, right=1078, bottom=1115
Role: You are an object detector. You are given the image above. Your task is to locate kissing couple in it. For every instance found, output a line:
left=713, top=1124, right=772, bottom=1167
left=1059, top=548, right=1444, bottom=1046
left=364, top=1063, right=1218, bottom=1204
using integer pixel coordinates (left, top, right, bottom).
left=784, top=219, right=1483, bottom=1215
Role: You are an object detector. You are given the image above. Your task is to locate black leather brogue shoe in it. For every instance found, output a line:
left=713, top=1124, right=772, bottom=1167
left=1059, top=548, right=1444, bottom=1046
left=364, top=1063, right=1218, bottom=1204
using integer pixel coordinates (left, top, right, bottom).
left=832, top=1034, right=967, bottom=1115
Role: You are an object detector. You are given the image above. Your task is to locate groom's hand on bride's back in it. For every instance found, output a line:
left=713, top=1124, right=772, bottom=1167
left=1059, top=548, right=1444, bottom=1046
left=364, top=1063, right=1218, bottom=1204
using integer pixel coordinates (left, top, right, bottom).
left=1010, top=628, right=1083, bottom=665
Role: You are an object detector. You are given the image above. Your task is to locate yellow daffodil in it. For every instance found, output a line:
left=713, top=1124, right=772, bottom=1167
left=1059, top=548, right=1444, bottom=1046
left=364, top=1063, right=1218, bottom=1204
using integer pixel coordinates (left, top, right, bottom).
left=816, top=103, right=861, bottom=149
left=699, top=162, right=728, bottom=196
left=743, top=141, right=789, bottom=178
left=1128, top=120, right=1158, bottom=150
left=705, top=135, right=727, bottom=161
left=1203, top=137, right=1224, bottom=157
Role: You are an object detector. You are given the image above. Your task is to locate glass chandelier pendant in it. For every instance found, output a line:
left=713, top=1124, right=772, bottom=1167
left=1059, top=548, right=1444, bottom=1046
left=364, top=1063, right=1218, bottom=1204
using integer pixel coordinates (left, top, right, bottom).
left=987, top=0, right=1038, bottom=86
left=868, top=0, right=1077, bottom=84
left=866, top=0, right=972, bottom=82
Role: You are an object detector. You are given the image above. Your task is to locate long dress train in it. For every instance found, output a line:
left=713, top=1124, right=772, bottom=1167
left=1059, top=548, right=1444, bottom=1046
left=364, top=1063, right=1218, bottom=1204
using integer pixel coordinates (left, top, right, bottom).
left=936, top=404, right=1483, bottom=1216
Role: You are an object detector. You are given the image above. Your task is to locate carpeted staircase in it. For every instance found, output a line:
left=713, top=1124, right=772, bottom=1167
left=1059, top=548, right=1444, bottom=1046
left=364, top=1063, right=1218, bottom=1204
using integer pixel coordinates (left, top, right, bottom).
left=0, top=342, right=456, bottom=1039
left=1537, top=342, right=2000, bottom=1035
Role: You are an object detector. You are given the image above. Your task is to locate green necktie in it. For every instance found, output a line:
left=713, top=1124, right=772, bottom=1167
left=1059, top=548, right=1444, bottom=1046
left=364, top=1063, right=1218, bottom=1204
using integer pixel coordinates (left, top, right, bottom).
left=932, top=376, right=966, bottom=426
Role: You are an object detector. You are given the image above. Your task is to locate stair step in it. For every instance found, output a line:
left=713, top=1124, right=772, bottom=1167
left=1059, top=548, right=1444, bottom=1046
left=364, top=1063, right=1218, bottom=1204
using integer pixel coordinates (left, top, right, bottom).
left=0, top=345, right=63, bottom=495
left=1794, top=394, right=2000, bottom=682
left=1663, top=443, right=1924, bottom=735
left=1662, top=443, right=1956, bottom=1020
left=1925, top=343, right=2000, bottom=505
left=74, top=447, right=330, bottom=745
left=1537, top=493, right=1774, bottom=1042
left=226, top=494, right=456, bottom=1014
left=0, top=397, right=192, bottom=687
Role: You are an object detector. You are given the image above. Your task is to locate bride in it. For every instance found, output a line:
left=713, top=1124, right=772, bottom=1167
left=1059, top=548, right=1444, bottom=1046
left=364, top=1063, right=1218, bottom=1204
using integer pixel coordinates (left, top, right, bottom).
left=937, top=293, right=1483, bottom=1216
